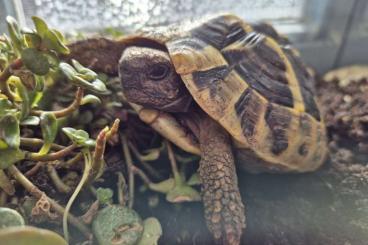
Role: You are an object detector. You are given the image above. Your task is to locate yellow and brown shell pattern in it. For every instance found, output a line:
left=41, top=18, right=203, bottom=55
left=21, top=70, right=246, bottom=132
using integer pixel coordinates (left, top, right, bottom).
left=134, top=14, right=329, bottom=173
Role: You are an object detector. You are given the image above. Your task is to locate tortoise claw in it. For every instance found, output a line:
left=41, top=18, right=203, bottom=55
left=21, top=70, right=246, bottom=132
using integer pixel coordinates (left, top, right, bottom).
left=202, top=184, right=246, bottom=245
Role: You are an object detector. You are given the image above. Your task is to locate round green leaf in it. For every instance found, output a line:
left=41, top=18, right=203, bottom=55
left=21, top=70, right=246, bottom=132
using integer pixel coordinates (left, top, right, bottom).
left=81, top=94, right=101, bottom=105
left=20, top=116, right=40, bottom=126
left=0, top=148, right=25, bottom=169
left=137, top=217, right=162, bottom=245
left=139, top=148, right=161, bottom=162
left=43, top=29, right=69, bottom=55
left=34, top=75, right=45, bottom=92
left=58, top=62, right=77, bottom=80
left=0, top=114, right=20, bottom=148
left=0, top=207, right=25, bottom=228
left=166, top=184, right=201, bottom=203
left=21, top=48, right=50, bottom=75
left=39, top=112, right=58, bottom=155
left=91, top=79, right=107, bottom=93
left=0, top=99, right=13, bottom=117
left=24, top=33, right=42, bottom=49
left=6, top=16, right=24, bottom=54
left=96, top=187, right=113, bottom=205
left=148, top=178, right=175, bottom=194
left=62, top=127, right=95, bottom=147
left=11, top=77, right=30, bottom=119
left=31, top=16, right=48, bottom=38
left=187, top=173, right=201, bottom=186
left=0, top=226, right=67, bottom=245
left=72, top=59, right=97, bottom=80
left=43, top=52, right=59, bottom=68
left=52, top=29, right=65, bottom=43
left=92, top=205, right=143, bottom=245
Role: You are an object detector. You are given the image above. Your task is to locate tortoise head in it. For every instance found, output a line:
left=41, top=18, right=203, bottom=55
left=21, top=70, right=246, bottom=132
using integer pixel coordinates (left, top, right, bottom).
left=119, top=46, right=192, bottom=112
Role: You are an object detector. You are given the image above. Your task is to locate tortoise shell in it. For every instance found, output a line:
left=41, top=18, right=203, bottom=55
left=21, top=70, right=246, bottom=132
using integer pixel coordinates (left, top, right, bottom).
left=120, top=14, right=328, bottom=173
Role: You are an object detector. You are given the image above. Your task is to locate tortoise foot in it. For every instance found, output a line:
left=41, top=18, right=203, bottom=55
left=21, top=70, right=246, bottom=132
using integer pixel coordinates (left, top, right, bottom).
left=201, top=178, right=246, bottom=245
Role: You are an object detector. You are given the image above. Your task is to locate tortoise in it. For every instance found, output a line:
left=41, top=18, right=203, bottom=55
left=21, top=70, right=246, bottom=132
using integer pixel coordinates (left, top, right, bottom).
left=67, top=13, right=328, bottom=245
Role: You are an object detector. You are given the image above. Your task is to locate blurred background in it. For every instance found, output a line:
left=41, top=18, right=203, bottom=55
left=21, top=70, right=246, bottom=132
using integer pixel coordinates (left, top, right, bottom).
left=1, top=0, right=368, bottom=73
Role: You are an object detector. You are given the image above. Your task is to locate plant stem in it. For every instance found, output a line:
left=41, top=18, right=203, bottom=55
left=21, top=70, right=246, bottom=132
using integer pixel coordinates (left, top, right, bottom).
left=128, top=142, right=162, bottom=179
left=121, top=134, right=135, bottom=208
left=27, top=144, right=78, bottom=161
left=47, top=165, right=71, bottom=193
left=21, top=137, right=66, bottom=151
left=131, top=165, right=152, bottom=186
left=63, top=150, right=92, bottom=242
left=166, top=141, right=182, bottom=185
left=64, top=152, right=83, bottom=167
left=60, top=152, right=83, bottom=168
left=0, top=169, right=15, bottom=195
left=116, top=172, right=126, bottom=206
left=31, top=87, right=84, bottom=118
left=24, top=162, right=44, bottom=177
left=7, top=165, right=91, bottom=238
left=0, top=190, right=7, bottom=206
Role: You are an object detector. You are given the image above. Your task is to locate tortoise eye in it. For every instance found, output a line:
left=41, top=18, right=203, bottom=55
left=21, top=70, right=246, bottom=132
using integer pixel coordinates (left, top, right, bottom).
left=148, top=64, right=169, bottom=81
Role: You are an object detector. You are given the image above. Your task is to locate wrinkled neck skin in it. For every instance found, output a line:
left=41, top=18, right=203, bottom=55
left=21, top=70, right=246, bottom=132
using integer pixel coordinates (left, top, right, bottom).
left=174, top=104, right=210, bottom=142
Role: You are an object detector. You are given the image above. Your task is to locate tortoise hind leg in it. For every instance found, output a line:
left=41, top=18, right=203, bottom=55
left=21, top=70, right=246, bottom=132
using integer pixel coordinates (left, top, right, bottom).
left=198, top=116, right=246, bottom=245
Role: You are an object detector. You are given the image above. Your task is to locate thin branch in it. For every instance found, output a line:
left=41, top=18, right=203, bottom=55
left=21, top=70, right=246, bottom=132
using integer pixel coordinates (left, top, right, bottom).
left=47, top=165, right=71, bottom=193
left=7, top=165, right=91, bottom=238
left=31, top=87, right=84, bottom=118
left=128, top=142, right=162, bottom=179
left=64, top=153, right=83, bottom=167
left=121, top=134, right=135, bottom=208
left=131, top=165, right=152, bottom=186
left=0, top=190, right=7, bottom=206
left=0, top=169, right=15, bottom=195
left=26, top=144, right=78, bottom=161
left=116, top=172, right=127, bottom=206
left=24, top=162, right=44, bottom=177
left=21, top=137, right=66, bottom=151
left=166, top=140, right=182, bottom=184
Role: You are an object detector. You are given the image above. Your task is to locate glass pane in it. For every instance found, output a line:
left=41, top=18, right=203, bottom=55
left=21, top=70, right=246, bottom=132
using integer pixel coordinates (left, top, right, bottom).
left=21, top=0, right=305, bottom=33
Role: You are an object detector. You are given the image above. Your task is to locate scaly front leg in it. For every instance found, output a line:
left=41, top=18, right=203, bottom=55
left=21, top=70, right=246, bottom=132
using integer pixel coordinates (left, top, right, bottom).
left=198, top=116, right=246, bottom=245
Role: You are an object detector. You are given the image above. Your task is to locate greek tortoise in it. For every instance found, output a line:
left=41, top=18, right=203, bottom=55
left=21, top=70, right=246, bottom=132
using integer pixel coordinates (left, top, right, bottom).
left=67, top=13, right=328, bottom=245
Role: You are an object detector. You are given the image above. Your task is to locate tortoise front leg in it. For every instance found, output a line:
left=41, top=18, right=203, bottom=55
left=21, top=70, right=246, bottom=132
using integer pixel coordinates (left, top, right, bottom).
left=198, top=116, right=246, bottom=245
